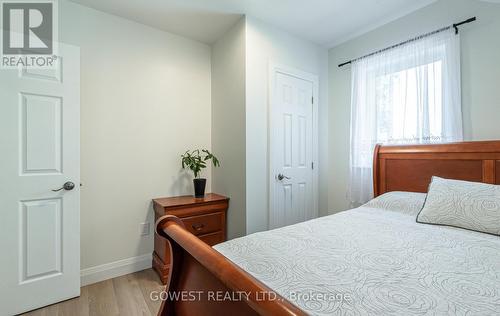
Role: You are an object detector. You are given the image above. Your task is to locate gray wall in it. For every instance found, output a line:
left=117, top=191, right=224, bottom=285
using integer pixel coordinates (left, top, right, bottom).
left=211, top=18, right=247, bottom=239
left=59, top=0, right=212, bottom=269
left=245, top=17, right=330, bottom=233
left=212, top=16, right=330, bottom=236
left=328, top=0, right=500, bottom=213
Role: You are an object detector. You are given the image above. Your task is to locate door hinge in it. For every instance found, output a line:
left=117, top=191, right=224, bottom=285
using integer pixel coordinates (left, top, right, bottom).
left=311, top=96, right=314, bottom=104
left=311, top=162, right=314, bottom=170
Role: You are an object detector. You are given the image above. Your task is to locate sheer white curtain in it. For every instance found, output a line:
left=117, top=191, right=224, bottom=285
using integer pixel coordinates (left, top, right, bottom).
left=348, top=28, right=463, bottom=205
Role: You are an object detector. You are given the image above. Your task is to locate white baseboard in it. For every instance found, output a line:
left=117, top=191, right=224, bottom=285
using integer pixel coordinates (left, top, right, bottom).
left=80, top=253, right=152, bottom=286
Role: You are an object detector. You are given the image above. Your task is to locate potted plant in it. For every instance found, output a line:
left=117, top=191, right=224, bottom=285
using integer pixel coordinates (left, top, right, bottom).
left=181, top=149, right=220, bottom=197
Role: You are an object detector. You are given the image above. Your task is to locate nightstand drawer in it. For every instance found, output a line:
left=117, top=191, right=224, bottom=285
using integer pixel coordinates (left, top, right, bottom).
left=182, top=212, right=223, bottom=236
left=152, top=193, right=229, bottom=284
left=199, top=231, right=224, bottom=246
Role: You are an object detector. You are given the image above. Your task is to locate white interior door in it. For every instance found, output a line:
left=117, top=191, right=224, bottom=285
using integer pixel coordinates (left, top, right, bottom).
left=0, top=43, right=80, bottom=315
left=270, top=68, right=317, bottom=229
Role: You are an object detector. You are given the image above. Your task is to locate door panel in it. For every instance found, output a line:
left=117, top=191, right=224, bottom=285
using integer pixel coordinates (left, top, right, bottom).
left=298, top=116, right=306, bottom=167
left=271, top=70, right=316, bottom=229
left=21, top=93, right=63, bottom=174
left=0, top=43, right=80, bottom=316
left=21, top=198, right=62, bottom=282
left=297, top=182, right=306, bottom=223
left=20, top=57, right=62, bottom=82
left=284, top=114, right=292, bottom=167
left=282, top=184, right=292, bottom=225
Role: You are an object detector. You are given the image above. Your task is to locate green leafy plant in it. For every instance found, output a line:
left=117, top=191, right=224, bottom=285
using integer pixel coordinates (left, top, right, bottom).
left=181, top=149, right=220, bottom=178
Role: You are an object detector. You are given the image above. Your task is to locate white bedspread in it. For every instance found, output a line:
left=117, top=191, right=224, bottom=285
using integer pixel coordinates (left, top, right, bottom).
left=214, top=196, right=500, bottom=315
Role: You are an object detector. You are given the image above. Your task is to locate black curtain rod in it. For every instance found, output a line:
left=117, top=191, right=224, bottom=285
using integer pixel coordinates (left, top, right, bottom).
left=338, top=17, right=476, bottom=68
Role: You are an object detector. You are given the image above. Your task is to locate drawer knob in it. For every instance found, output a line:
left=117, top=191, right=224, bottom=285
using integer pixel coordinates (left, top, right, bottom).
left=192, top=223, right=205, bottom=231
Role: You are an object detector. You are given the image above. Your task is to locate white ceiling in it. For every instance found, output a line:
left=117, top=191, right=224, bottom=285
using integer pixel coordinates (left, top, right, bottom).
left=69, top=0, right=438, bottom=47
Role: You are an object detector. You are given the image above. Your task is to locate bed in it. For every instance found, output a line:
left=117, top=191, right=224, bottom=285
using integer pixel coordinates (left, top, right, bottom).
left=155, top=141, right=500, bottom=316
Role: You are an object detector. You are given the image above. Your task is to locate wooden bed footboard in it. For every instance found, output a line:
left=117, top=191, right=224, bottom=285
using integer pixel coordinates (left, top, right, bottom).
left=154, top=215, right=306, bottom=316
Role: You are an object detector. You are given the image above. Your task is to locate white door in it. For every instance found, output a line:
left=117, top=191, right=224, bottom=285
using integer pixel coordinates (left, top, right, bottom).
left=0, top=43, right=80, bottom=315
left=270, top=68, right=317, bottom=229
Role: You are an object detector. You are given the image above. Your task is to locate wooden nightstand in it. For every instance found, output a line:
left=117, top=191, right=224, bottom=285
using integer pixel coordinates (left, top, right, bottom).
left=152, top=193, right=229, bottom=284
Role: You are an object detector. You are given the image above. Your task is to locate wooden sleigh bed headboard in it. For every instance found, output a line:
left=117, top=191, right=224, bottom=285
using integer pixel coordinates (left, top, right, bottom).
left=373, top=140, right=500, bottom=197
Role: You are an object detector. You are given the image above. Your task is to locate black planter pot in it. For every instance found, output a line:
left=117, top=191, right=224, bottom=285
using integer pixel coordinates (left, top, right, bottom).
left=193, top=178, right=207, bottom=198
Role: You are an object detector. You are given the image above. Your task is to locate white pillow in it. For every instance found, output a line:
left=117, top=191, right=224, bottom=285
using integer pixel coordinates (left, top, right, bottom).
left=364, top=191, right=427, bottom=216
left=417, top=176, right=500, bottom=236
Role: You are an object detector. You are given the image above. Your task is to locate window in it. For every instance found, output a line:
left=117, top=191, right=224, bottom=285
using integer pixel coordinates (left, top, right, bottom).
left=348, top=29, right=463, bottom=205
left=376, top=60, right=443, bottom=143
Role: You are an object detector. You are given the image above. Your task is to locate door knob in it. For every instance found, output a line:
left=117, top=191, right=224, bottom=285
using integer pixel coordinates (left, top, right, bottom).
left=52, top=181, right=76, bottom=192
left=277, top=174, right=291, bottom=181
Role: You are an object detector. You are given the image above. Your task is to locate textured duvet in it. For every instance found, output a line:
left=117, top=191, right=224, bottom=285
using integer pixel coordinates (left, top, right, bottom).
left=213, top=193, right=500, bottom=315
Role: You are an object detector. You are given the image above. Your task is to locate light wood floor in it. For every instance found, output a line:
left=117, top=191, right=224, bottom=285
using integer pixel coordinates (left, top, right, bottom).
left=22, top=269, right=164, bottom=316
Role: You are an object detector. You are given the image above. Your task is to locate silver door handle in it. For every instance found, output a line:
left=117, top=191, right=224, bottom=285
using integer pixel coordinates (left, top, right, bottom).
left=277, top=174, right=291, bottom=181
left=52, top=181, right=76, bottom=192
